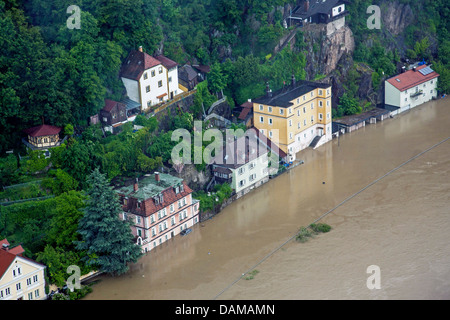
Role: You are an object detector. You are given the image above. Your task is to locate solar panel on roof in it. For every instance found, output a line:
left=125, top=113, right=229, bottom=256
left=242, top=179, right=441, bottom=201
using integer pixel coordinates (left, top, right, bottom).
left=419, top=66, right=434, bottom=76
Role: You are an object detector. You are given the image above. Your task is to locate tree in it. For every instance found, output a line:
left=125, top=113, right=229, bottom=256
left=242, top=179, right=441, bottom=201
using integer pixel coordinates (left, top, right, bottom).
left=76, top=168, right=142, bottom=276
left=207, top=62, right=228, bottom=95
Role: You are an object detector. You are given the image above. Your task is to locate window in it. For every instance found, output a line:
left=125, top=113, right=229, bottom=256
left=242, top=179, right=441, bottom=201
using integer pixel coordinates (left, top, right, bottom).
left=249, top=174, right=257, bottom=181
left=147, top=101, right=152, bottom=108
left=152, top=227, right=156, bottom=236
left=289, top=132, right=293, bottom=139
left=289, top=108, right=292, bottom=114
left=269, top=131, right=273, bottom=138
left=136, top=216, right=141, bottom=224
left=327, top=100, right=330, bottom=107
left=27, top=278, right=32, bottom=286
left=170, top=204, right=174, bottom=213
left=311, top=91, right=314, bottom=97
left=297, top=109, right=300, bottom=116
left=289, top=119, right=292, bottom=127
left=151, top=70, right=155, bottom=77
left=169, top=76, right=172, bottom=83
left=33, top=275, right=38, bottom=283
left=298, top=122, right=301, bottom=129
left=259, top=104, right=263, bottom=111
left=327, top=89, right=330, bottom=95
left=303, top=95, right=306, bottom=101
left=158, top=80, right=163, bottom=87
left=319, top=101, right=323, bottom=107
left=268, top=106, right=272, bottom=112
left=151, top=214, right=155, bottom=223
left=238, top=167, right=245, bottom=175
left=143, top=72, right=148, bottom=80
left=311, top=102, right=314, bottom=110
left=269, top=118, right=273, bottom=125
left=249, top=162, right=256, bottom=170
left=319, top=113, right=323, bottom=120
left=171, top=217, right=175, bottom=226
left=28, top=292, right=33, bottom=300
left=311, top=115, right=314, bottom=122
left=303, top=119, right=307, bottom=126
left=158, top=66, right=163, bottom=74
left=239, top=180, right=246, bottom=187
left=280, top=109, right=284, bottom=115
left=34, top=289, right=40, bottom=298
left=146, top=85, right=150, bottom=93
left=260, top=116, right=264, bottom=123
left=319, top=89, right=323, bottom=95
left=327, top=113, right=330, bottom=119
left=16, top=283, right=21, bottom=291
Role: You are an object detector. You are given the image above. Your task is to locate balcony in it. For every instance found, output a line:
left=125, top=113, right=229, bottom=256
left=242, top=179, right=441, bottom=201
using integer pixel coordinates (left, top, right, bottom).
left=410, top=90, right=423, bottom=98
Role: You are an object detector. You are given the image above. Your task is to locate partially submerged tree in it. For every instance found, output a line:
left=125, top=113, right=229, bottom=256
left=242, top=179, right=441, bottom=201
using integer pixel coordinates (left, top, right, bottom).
left=76, top=168, right=142, bottom=276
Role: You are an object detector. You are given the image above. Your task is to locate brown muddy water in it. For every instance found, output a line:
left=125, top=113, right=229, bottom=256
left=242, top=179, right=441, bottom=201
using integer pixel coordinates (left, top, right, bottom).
left=84, top=98, right=450, bottom=300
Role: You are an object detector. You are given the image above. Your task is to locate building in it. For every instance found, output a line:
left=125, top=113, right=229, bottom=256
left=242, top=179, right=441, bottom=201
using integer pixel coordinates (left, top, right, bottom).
left=115, top=172, right=200, bottom=252
left=287, top=0, right=348, bottom=29
left=119, top=46, right=180, bottom=112
left=237, top=100, right=254, bottom=129
left=22, top=124, right=64, bottom=158
left=99, top=99, right=128, bottom=131
left=333, top=108, right=391, bottom=134
left=211, top=132, right=269, bottom=199
left=385, top=64, right=439, bottom=115
left=253, top=77, right=332, bottom=156
left=0, top=239, right=46, bottom=300
left=178, top=64, right=199, bottom=91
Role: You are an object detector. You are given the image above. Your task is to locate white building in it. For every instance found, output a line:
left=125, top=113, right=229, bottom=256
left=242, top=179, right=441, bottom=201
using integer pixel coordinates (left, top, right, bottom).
left=0, top=239, right=46, bottom=300
left=385, top=65, right=439, bottom=115
left=211, top=132, right=270, bottom=199
left=119, top=47, right=180, bottom=113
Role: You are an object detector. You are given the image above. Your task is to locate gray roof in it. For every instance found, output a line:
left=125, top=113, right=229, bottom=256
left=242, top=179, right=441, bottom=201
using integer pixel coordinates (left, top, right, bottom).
left=253, top=80, right=330, bottom=107
left=292, top=0, right=346, bottom=18
left=115, top=173, right=183, bottom=200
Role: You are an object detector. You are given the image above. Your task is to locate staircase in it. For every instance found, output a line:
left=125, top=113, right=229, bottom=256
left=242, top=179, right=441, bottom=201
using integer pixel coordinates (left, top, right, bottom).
left=309, top=135, right=322, bottom=149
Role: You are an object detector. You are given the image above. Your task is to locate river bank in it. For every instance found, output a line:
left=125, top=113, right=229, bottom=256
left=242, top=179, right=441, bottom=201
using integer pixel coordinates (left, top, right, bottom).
left=84, top=97, right=450, bottom=300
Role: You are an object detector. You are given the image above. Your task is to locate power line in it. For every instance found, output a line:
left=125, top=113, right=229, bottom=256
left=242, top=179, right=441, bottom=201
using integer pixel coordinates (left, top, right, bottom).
left=212, top=136, right=450, bottom=300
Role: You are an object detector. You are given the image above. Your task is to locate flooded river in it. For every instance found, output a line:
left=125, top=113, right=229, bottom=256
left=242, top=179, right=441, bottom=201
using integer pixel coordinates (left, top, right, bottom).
left=85, top=98, right=450, bottom=300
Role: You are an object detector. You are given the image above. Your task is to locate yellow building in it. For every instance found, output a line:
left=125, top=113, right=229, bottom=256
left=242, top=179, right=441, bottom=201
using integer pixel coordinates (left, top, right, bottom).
left=0, top=239, right=47, bottom=300
left=253, top=77, right=332, bottom=155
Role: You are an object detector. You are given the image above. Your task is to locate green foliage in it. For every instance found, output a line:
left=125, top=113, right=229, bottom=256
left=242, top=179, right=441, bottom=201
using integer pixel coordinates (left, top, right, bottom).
left=309, top=223, right=332, bottom=233
left=334, top=93, right=362, bottom=118
left=76, top=168, right=142, bottom=276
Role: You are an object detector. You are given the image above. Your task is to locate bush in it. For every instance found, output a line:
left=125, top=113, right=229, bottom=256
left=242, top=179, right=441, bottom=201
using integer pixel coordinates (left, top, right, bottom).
left=309, top=223, right=332, bottom=233
left=295, top=227, right=314, bottom=243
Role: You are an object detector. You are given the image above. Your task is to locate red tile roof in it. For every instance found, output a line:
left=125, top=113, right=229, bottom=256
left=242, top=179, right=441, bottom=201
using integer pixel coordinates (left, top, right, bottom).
left=141, top=181, right=193, bottom=217
left=238, top=107, right=251, bottom=120
left=386, top=65, right=439, bottom=92
left=23, top=124, right=61, bottom=137
left=154, top=55, right=178, bottom=70
left=120, top=50, right=162, bottom=81
left=0, top=239, right=26, bottom=279
left=103, top=99, right=126, bottom=112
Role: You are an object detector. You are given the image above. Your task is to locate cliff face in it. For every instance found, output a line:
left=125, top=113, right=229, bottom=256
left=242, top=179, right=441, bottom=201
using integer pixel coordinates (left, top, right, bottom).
left=382, top=1, right=414, bottom=36
left=301, top=19, right=355, bottom=80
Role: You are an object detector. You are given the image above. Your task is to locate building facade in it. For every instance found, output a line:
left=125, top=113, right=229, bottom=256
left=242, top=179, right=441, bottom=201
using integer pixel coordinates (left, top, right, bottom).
left=115, top=172, right=200, bottom=253
left=211, top=133, right=270, bottom=198
left=385, top=65, right=439, bottom=115
left=119, top=46, right=180, bottom=112
left=253, top=78, right=332, bottom=156
left=0, top=239, right=46, bottom=300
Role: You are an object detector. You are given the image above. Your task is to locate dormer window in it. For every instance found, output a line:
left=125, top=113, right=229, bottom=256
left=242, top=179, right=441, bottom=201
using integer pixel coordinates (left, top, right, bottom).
left=180, top=184, right=184, bottom=193
left=175, top=186, right=179, bottom=194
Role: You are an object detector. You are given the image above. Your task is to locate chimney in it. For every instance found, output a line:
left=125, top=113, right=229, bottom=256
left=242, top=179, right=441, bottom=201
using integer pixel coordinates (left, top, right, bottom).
left=291, top=74, right=296, bottom=87
left=266, top=83, right=272, bottom=98
left=133, top=178, right=139, bottom=192
left=2, top=243, right=9, bottom=251
left=304, top=0, right=310, bottom=12
left=138, top=46, right=143, bottom=52
left=155, top=172, right=160, bottom=183
left=413, top=66, right=417, bottom=72
left=402, top=66, right=406, bottom=73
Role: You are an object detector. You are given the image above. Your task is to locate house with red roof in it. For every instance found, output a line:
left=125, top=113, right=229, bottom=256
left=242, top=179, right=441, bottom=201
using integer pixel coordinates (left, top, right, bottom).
left=22, top=124, right=63, bottom=157
left=115, top=172, right=200, bottom=252
left=120, top=46, right=180, bottom=113
left=385, top=64, right=439, bottom=115
left=0, top=239, right=46, bottom=300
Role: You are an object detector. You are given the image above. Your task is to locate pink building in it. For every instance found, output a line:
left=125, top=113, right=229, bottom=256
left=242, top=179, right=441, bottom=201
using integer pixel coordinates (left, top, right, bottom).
left=115, top=172, right=200, bottom=252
